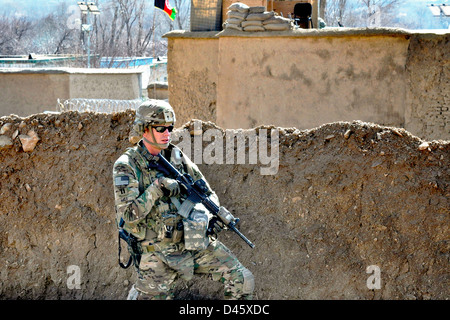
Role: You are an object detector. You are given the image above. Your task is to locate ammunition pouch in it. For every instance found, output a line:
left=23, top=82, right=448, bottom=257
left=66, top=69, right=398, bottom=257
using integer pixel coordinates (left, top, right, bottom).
left=160, top=212, right=184, bottom=244
left=183, top=205, right=210, bottom=251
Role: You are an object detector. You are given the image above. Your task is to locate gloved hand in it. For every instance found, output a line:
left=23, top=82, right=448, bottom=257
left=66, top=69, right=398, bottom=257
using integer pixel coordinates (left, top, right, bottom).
left=155, top=177, right=180, bottom=197
left=207, top=217, right=226, bottom=236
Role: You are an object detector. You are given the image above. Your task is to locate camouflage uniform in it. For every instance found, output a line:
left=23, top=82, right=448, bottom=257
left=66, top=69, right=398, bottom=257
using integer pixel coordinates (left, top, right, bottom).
left=113, top=101, right=254, bottom=300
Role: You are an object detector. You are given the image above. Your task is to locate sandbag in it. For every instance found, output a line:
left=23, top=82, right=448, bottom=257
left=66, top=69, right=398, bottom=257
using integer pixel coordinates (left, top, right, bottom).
left=264, top=23, right=291, bottom=31
left=248, top=6, right=265, bottom=13
left=243, top=25, right=265, bottom=32
left=228, top=2, right=249, bottom=13
left=227, top=17, right=244, bottom=25
left=241, top=20, right=263, bottom=28
left=246, top=11, right=275, bottom=21
left=225, top=23, right=243, bottom=31
left=227, top=10, right=248, bottom=20
left=262, top=16, right=291, bottom=25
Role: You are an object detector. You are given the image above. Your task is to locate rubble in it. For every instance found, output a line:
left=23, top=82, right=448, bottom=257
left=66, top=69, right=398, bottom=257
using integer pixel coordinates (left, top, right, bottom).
left=0, top=135, right=13, bottom=149
left=18, top=130, right=40, bottom=152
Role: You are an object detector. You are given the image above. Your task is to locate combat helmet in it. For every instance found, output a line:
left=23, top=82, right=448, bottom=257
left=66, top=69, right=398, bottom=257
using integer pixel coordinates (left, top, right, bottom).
left=130, top=99, right=176, bottom=148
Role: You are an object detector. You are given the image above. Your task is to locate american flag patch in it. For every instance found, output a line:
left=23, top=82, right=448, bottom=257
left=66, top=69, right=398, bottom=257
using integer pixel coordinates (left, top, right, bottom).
left=115, top=176, right=129, bottom=186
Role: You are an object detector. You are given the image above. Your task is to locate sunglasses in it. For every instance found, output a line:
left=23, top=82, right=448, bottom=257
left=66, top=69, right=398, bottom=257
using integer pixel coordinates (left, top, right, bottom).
left=153, top=125, right=174, bottom=133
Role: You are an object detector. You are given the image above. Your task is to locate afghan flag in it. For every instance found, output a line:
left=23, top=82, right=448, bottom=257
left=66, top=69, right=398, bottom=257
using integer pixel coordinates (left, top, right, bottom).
left=155, top=0, right=177, bottom=20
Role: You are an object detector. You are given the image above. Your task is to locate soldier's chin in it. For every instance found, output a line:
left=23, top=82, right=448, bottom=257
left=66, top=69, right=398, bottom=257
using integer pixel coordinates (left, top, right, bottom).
left=160, top=139, right=170, bottom=149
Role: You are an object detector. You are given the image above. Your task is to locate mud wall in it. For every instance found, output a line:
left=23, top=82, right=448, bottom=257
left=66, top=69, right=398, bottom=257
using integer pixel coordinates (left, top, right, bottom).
left=405, top=34, right=450, bottom=142
left=165, top=29, right=449, bottom=141
left=167, top=36, right=219, bottom=128
left=0, top=68, right=143, bottom=117
left=0, top=111, right=448, bottom=299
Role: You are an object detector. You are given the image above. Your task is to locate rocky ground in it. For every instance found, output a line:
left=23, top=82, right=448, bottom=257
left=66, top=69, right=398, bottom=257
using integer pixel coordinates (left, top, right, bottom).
left=0, top=110, right=448, bottom=299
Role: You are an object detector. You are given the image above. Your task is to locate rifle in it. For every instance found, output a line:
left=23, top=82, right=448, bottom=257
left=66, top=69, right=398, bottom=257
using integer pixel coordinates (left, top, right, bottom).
left=157, top=153, right=255, bottom=249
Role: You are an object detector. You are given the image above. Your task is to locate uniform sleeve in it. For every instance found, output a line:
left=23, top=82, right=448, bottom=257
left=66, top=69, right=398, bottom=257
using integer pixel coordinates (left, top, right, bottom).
left=113, top=154, right=164, bottom=231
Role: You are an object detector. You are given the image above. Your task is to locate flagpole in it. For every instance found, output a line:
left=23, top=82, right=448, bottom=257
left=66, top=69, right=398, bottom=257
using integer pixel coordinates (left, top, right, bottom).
left=152, top=1, right=176, bottom=100
left=152, top=6, right=157, bottom=99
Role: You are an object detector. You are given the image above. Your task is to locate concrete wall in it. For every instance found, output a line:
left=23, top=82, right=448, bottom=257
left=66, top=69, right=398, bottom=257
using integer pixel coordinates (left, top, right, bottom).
left=165, top=28, right=449, bottom=141
left=0, top=68, right=143, bottom=117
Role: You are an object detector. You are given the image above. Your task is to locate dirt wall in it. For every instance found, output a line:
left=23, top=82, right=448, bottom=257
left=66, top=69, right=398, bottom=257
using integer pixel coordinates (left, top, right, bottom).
left=0, top=111, right=448, bottom=299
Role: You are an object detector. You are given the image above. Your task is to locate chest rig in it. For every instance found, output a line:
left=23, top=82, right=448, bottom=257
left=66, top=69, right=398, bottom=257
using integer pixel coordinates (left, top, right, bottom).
left=125, top=142, right=187, bottom=243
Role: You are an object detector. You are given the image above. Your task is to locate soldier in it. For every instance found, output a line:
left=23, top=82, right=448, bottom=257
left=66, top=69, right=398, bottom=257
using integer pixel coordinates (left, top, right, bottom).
left=113, top=99, right=254, bottom=300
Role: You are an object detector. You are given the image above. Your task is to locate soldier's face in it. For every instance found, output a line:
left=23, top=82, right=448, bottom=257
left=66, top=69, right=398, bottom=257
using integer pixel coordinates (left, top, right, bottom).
left=144, top=125, right=172, bottom=148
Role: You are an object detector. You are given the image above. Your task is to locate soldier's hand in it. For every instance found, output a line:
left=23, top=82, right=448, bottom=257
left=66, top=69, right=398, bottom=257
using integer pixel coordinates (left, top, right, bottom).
left=207, top=217, right=225, bottom=236
left=156, top=177, right=180, bottom=197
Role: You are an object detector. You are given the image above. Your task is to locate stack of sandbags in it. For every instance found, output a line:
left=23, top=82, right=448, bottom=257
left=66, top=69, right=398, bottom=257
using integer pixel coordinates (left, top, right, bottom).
left=224, top=2, right=249, bottom=31
left=224, top=2, right=293, bottom=32
left=242, top=6, right=273, bottom=32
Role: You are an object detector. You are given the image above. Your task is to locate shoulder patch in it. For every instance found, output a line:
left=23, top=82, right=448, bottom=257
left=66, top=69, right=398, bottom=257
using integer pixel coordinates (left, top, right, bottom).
left=115, top=175, right=130, bottom=186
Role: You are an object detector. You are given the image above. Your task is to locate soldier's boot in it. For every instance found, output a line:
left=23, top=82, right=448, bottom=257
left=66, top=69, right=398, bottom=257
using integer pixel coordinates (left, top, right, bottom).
left=126, top=285, right=139, bottom=300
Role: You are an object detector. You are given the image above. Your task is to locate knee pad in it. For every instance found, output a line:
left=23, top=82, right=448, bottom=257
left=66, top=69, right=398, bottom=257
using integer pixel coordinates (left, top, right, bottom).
left=241, top=267, right=255, bottom=294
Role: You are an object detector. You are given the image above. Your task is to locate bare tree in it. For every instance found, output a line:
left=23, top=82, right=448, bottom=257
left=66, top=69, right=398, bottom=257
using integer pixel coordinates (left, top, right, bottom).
left=91, top=0, right=154, bottom=66
left=172, top=0, right=191, bottom=30
left=324, top=0, right=405, bottom=27
left=324, top=0, right=349, bottom=26
left=0, top=15, right=33, bottom=54
left=0, top=0, right=190, bottom=63
left=31, top=3, right=80, bottom=54
left=357, top=0, right=404, bottom=27
left=117, top=0, right=139, bottom=56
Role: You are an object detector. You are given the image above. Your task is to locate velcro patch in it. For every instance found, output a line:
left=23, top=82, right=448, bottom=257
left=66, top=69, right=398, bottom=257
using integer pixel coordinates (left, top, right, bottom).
left=164, top=110, right=174, bottom=123
left=115, top=176, right=130, bottom=186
